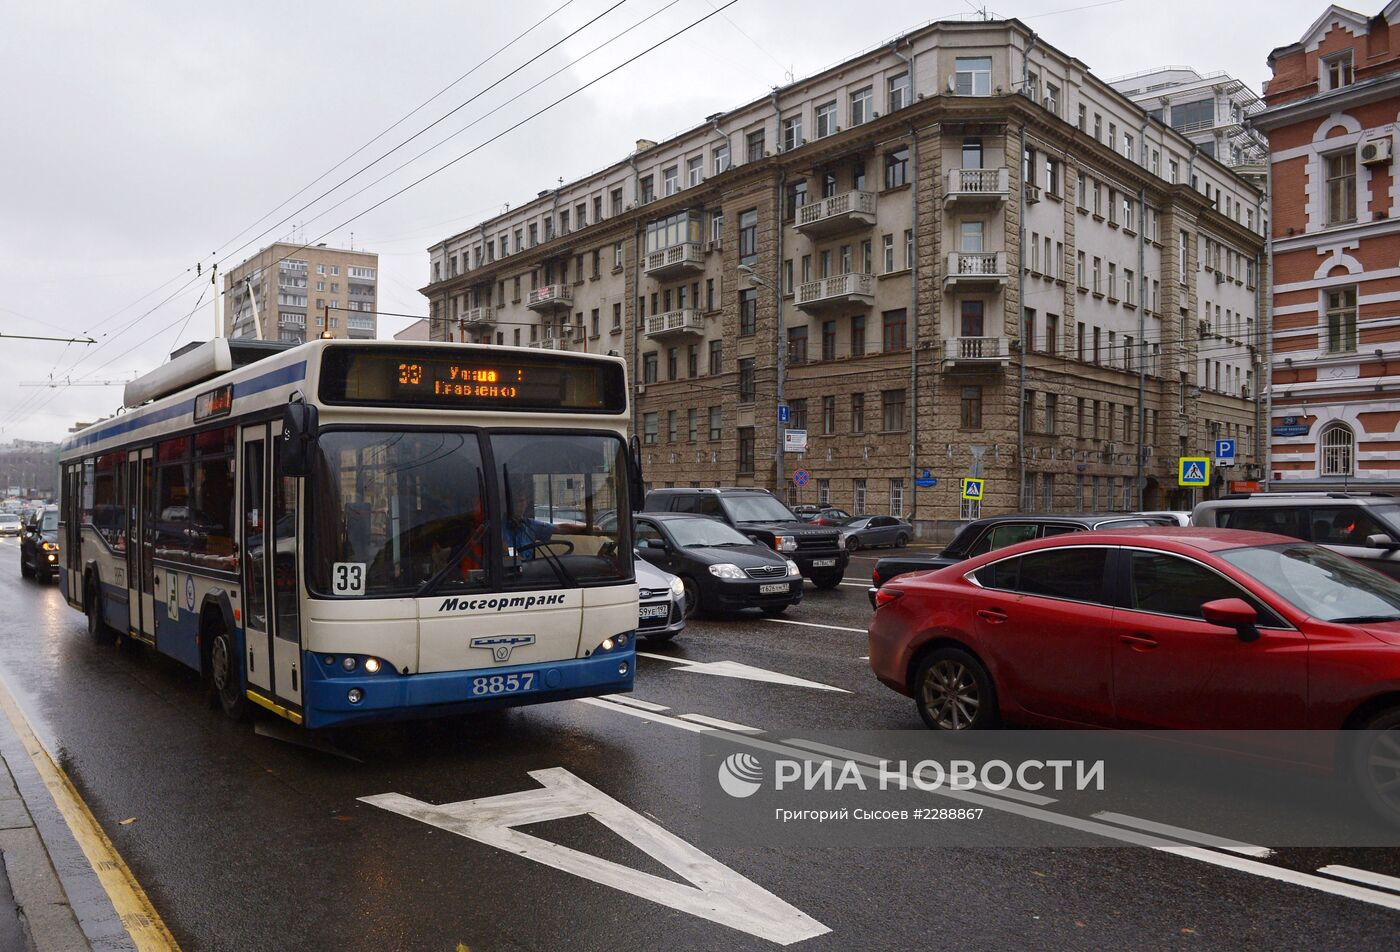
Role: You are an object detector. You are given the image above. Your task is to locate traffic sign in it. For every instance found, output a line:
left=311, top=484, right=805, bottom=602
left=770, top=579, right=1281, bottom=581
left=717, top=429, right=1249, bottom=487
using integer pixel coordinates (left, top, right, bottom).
left=915, top=469, right=937, bottom=488
left=1214, top=439, right=1236, bottom=464
left=1178, top=457, right=1210, bottom=487
left=792, top=469, right=810, bottom=487
left=783, top=429, right=808, bottom=453
left=960, top=477, right=984, bottom=501
left=778, top=405, right=790, bottom=423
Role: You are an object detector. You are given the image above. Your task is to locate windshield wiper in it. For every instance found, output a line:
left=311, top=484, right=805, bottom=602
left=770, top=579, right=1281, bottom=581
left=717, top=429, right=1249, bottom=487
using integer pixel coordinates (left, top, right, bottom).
left=504, top=465, right=578, bottom=589
left=416, top=467, right=490, bottom=599
left=1330, top=614, right=1400, bottom=624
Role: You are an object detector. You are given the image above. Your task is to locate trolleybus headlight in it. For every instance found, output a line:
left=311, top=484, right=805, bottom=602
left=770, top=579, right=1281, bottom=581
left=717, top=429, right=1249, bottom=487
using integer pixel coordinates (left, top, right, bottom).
left=347, top=688, right=364, bottom=704
left=363, top=658, right=381, bottom=674
left=618, top=661, right=629, bottom=676
left=600, top=637, right=615, bottom=652
left=323, top=655, right=336, bottom=666
left=615, top=633, right=628, bottom=647
left=341, top=656, right=358, bottom=672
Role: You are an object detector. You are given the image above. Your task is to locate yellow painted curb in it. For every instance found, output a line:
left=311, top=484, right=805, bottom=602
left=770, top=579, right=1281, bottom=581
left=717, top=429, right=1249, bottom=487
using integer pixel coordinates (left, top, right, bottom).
left=0, top=676, right=180, bottom=951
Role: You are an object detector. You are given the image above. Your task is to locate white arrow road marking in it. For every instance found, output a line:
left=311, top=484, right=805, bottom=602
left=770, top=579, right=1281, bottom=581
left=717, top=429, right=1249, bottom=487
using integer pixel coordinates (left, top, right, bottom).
left=761, top=617, right=868, bottom=634
left=360, top=768, right=830, bottom=946
left=636, top=652, right=849, bottom=693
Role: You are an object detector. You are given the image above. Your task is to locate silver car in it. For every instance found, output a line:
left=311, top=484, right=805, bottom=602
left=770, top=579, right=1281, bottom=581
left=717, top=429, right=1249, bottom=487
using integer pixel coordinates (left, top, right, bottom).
left=635, top=555, right=686, bottom=641
left=839, top=515, right=912, bottom=551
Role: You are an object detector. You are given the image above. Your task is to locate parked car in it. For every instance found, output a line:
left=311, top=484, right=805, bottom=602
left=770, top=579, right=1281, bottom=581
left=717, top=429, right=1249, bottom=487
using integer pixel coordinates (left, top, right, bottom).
left=1191, top=492, right=1400, bottom=580
left=0, top=513, right=20, bottom=537
left=867, top=527, right=1400, bottom=822
left=634, top=512, right=804, bottom=616
left=839, top=515, right=912, bottom=551
left=795, top=506, right=854, bottom=526
left=643, top=488, right=848, bottom=588
left=19, top=508, right=60, bottom=582
left=1134, top=510, right=1191, bottom=526
left=634, top=556, right=686, bottom=641
left=868, top=512, right=1175, bottom=603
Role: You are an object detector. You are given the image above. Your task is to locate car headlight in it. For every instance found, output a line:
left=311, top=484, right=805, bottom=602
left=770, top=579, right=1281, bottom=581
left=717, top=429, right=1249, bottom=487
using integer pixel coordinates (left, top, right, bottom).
left=708, top=563, right=746, bottom=579
left=42, top=542, right=58, bottom=551
left=772, top=535, right=798, bottom=552
left=669, top=576, right=685, bottom=597
left=786, top=560, right=801, bottom=576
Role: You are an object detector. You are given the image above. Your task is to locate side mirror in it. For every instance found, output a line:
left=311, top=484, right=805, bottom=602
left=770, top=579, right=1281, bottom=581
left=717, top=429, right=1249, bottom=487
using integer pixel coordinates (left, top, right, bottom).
left=280, top=402, right=319, bottom=477
left=1202, top=597, right=1261, bottom=642
left=642, top=538, right=667, bottom=550
left=1365, top=533, right=1400, bottom=551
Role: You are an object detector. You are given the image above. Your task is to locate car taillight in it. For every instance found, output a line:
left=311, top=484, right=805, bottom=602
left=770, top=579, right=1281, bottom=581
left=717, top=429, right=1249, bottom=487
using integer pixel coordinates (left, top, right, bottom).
left=874, top=588, right=904, bottom=609
left=872, top=568, right=883, bottom=587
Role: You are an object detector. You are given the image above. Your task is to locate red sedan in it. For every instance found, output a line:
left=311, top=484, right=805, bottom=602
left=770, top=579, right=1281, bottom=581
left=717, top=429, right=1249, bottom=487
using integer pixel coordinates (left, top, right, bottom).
left=868, top=529, right=1400, bottom=809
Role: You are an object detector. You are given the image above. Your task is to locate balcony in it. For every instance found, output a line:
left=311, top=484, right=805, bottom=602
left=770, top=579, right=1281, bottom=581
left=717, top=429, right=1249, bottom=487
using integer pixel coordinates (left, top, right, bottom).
left=643, top=241, right=706, bottom=278
left=528, top=337, right=568, bottom=351
left=796, top=272, right=875, bottom=311
left=461, top=306, right=494, bottom=326
left=795, top=190, right=877, bottom=237
left=644, top=309, right=705, bottom=340
left=944, top=168, right=1010, bottom=205
left=944, top=252, right=1009, bottom=289
left=946, top=336, right=1009, bottom=367
left=525, top=284, right=573, bottom=313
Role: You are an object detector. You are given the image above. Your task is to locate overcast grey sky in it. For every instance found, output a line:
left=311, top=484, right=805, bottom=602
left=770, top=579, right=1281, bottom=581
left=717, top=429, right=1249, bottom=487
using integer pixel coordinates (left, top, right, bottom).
left=0, top=0, right=1346, bottom=441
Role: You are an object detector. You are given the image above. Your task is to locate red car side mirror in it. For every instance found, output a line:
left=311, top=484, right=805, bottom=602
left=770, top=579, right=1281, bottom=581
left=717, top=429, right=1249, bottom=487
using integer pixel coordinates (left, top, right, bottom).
left=1202, top=598, right=1261, bottom=642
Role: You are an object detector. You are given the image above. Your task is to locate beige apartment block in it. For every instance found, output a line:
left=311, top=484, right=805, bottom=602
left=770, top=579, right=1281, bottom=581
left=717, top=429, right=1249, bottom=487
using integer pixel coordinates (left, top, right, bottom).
left=421, top=18, right=1267, bottom=532
left=223, top=242, right=379, bottom=343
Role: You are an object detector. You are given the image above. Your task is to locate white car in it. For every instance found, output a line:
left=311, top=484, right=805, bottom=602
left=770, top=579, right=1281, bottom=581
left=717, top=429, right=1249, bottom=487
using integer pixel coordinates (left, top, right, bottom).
left=1133, top=510, right=1191, bottom=527
left=635, top=555, right=686, bottom=641
left=0, top=513, right=22, bottom=537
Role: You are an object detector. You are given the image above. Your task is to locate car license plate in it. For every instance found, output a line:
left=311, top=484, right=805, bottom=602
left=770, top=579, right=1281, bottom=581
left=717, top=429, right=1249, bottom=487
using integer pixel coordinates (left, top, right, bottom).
left=639, top=604, right=669, bottom=620
left=470, top=671, right=536, bottom=697
left=812, top=559, right=836, bottom=568
left=759, top=582, right=789, bottom=594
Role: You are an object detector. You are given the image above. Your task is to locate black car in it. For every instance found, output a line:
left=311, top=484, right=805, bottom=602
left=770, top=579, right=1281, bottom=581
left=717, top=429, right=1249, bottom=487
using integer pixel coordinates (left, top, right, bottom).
left=867, top=512, right=1175, bottom=604
left=643, top=487, right=849, bottom=588
left=20, top=507, right=60, bottom=582
left=635, top=512, right=804, bottom=616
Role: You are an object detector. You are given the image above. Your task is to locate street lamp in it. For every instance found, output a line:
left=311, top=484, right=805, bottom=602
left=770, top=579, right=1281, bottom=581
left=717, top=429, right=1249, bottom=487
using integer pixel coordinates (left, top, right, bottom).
left=737, top=264, right=788, bottom=497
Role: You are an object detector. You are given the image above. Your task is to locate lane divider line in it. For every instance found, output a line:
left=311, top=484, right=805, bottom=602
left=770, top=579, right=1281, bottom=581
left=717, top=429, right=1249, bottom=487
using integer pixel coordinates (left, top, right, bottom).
left=761, top=618, right=867, bottom=634
left=575, top=697, right=715, bottom=733
left=599, top=694, right=671, bottom=712
left=677, top=713, right=761, bottom=733
left=0, top=676, right=180, bottom=951
left=1091, top=811, right=1275, bottom=858
left=1317, top=864, right=1400, bottom=893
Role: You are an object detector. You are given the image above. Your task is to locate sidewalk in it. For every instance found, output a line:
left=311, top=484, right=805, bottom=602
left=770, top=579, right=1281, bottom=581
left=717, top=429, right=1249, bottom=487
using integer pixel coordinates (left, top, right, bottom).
left=0, top=750, right=88, bottom=951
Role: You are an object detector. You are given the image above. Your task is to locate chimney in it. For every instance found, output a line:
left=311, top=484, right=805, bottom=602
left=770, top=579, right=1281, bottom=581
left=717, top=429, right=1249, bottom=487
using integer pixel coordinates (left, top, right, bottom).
left=635, top=138, right=658, bottom=153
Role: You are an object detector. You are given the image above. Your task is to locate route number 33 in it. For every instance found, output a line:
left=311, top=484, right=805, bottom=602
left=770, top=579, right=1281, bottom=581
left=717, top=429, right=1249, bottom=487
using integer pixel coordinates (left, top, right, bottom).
left=332, top=562, right=366, bottom=596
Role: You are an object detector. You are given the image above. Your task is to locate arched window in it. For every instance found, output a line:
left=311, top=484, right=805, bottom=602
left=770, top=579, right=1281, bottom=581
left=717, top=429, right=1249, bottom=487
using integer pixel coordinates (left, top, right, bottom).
left=1319, top=422, right=1355, bottom=477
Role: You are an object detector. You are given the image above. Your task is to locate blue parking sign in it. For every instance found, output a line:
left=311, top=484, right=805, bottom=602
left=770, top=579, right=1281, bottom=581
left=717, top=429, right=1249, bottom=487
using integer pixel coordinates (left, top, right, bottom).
left=1214, top=439, right=1236, bottom=462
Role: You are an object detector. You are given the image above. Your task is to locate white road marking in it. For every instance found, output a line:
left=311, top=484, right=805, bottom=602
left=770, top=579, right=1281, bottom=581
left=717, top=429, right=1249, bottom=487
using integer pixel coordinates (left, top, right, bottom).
left=1091, top=812, right=1274, bottom=858
left=678, top=713, right=761, bottom=733
left=578, top=703, right=1400, bottom=915
left=599, top=694, right=670, bottom=712
left=782, top=738, right=1058, bottom=806
left=575, top=697, right=713, bottom=733
left=361, top=768, right=830, bottom=946
left=1317, top=864, right=1400, bottom=893
left=761, top=617, right=867, bottom=634
left=636, top=652, right=849, bottom=693
left=838, top=582, right=870, bottom=589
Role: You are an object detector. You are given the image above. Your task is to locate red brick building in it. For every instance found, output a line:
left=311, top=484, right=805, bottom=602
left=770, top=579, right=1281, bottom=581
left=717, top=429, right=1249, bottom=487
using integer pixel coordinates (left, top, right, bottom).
left=1255, top=3, right=1400, bottom=489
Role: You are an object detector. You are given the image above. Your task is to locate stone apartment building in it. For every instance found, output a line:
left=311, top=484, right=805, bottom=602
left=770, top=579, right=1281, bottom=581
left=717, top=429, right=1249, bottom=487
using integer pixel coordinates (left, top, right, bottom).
left=421, top=18, right=1266, bottom=527
left=1254, top=2, right=1400, bottom=490
left=223, top=242, right=379, bottom=343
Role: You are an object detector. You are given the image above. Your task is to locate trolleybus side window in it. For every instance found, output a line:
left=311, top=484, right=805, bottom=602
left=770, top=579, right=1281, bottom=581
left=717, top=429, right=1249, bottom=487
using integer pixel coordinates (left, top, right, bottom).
left=190, top=426, right=236, bottom=572
left=272, top=450, right=300, bottom=641
left=92, top=451, right=126, bottom=553
left=155, top=437, right=190, bottom=562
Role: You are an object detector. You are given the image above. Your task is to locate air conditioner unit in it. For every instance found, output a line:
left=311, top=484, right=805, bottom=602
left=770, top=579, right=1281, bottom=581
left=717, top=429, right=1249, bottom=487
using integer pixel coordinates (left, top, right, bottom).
left=636, top=383, right=646, bottom=394
left=1360, top=135, right=1393, bottom=165
left=1025, top=185, right=1042, bottom=204
left=707, top=240, right=722, bottom=252
left=1214, top=271, right=1225, bottom=284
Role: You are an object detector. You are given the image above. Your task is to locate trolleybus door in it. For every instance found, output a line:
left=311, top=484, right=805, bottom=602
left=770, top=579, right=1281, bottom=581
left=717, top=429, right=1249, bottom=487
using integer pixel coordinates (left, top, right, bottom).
left=269, top=436, right=303, bottom=709
left=125, top=447, right=156, bottom=643
left=239, top=425, right=273, bottom=693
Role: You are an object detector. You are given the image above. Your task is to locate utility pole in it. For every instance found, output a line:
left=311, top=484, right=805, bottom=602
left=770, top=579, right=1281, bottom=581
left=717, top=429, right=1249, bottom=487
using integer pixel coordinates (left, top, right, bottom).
left=739, top=263, right=786, bottom=496
left=211, top=262, right=221, bottom=339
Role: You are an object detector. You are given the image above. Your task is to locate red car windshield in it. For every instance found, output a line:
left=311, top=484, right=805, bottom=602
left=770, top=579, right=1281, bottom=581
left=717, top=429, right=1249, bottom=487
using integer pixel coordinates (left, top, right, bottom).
left=1220, top=543, right=1400, bottom=623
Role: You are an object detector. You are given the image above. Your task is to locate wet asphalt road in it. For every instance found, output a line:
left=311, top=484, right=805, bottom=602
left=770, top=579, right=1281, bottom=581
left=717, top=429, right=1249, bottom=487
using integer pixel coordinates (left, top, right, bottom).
left=1, top=537, right=1399, bottom=951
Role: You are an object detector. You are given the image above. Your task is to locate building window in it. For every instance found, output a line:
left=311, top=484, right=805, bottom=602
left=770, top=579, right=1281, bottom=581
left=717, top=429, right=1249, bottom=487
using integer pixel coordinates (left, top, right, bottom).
left=789, top=398, right=808, bottom=432
left=954, top=56, right=992, bottom=96
left=643, top=352, right=658, bottom=383
left=640, top=176, right=655, bottom=204
left=905, top=229, right=914, bottom=269
left=1326, top=287, right=1358, bottom=353
left=889, top=479, right=905, bottom=517
left=687, top=408, right=698, bottom=441
left=854, top=479, right=868, bottom=515
left=738, top=358, right=755, bottom=402
left=746, top=130, right=765, bottom=163
left=885, top=147, right=909, bottom=188
left=738, top=208, right=758, bottom=265
left=850, top=86, right=873, bottom=126
left=883, top=234, right=895, bottom=272
left=1323, top=51, right=1355, bottom=90
left=782, top=114, right=803, bottom=151
left=1320, top=422, right=1355, bottom=476
left=1046, top=313, right=1059, bottom=355
left=822, top=396, right=837, bottom=434
left=1325, top=150, right=1357, bottom=225
left=959, top=220, right=984, bottom=253
left=737, top=427, right=755, bottom=474
left=815, top=100, right=837, bottom=138
left=881, top=389, right=906, bottom=431
left=851, top=393, right=866, bottom=433
left=708, top=339, right=723, bottom=375
left=709, top=407, right=723, bottom=440
left=787, top=325, right=808, bottom=364
left=960, top=386, right=982, bottom=429
left=817, top=478, right=830, bottom=505
left=686, top=156, right=703, bottom=188
left=643, top=413, right=658, bottom=445
left=1045, top=393, right=1058, bottom=435
left=739, top=288, right=757, bottom=336
left=821, top=320, right=837, bottom=361
left=851, top=315, right=866, bottom=356
left=882, top=309, right=907, bottom=351
left=666, top=348, right=678, bottom=380
left=667, top=410, right=677, bottom=442
left=1044, top=82, right=1059, bottom=115
left=888, top=71, right=910, bottom=111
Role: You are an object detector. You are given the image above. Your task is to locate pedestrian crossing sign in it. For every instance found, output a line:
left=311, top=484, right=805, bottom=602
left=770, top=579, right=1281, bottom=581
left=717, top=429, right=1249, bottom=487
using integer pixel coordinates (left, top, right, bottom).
left=961, top=477, right=985, bottom=501
left=1178, top=457, right=1210, bottom=487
